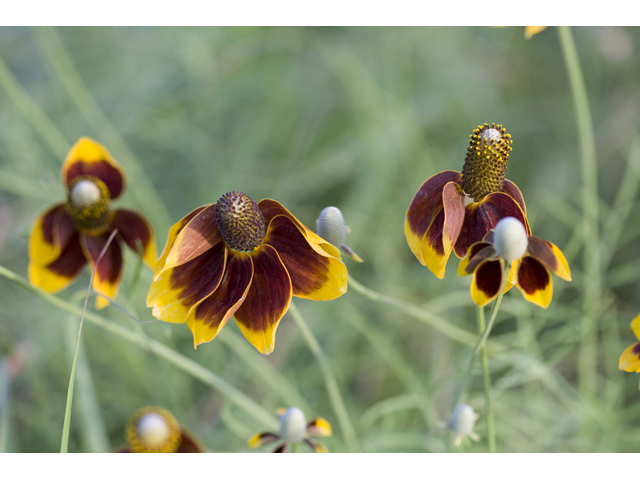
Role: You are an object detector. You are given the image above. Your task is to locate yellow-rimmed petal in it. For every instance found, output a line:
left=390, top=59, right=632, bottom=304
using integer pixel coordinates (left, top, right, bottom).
left=234, top=245, right=292, bottom=355
left=516, top=256, right=552, bottom=308
left=62, top=137, right=126, bottom=199
left=186, top=251, right=254, bottom=347
left=111, top=209, right=157, bottom=268
left=153, top=206, right=206, bottom=279
left=631, top=313, right=640, bottom=340
left=29, top=203, right=67, bottom=267
left=504, top=258, right=519, bottom=293
left=304, top=438, right=329, bottom=453
left=525, top=26, right=547, bottom=39
left=458, top=242, right=494, bottom=277
left=526, top=236, right=572, bottom=282
left=247, top=432, right=280, bottom=448
left=619, top=342, right=640, bottom=373
left=147, top=242, right=226, bottom=324
left=29, top=232, right=87, bottom=293
left=80, top=232, right=123, bottom=309
left=306, top=417, right=332, bottom=437
left=157, top=204, right=221, bottom=278
left=470, top=259, right=504, bottom=307
left=265, top=215, right=347, bottom=301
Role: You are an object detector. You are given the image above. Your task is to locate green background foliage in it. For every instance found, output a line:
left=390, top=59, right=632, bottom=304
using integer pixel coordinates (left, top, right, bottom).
left=1, top=26, right=639, bottom=452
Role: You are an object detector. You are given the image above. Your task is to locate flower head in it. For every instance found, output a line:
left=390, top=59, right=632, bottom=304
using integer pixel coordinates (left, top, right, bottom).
left=447, top=404, right=480, bottom=447
left=114, top=406, right=204, bottom=453
left=248, top=407, right=332, bottom=453
left=618, top=314, right=640, bottom=390
left=458, top=217, right=571, bottom=307
left=147, top=192, right=348, bottom=354
left=316, top=206, right=362, bottom=262
left=28, top=137, right=156, bottom=309
left=405, top=123, right=530, bottom=278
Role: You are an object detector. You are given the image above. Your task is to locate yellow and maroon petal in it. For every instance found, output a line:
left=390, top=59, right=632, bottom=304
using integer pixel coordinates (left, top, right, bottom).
left=619, top=342, right=640, bottom=373
left=502, top=179, right=528, bottom=217
left=304, top=438, right=329, bottom=453
left=265, top=215, right=347, bottom=301
left=631, top=313, right=640, bottom=341
left=247, top=432, right=280, bottom=448
left=516, top=256, right=553, bottom=308
left=147, top=242, right=227, bottom=324
left=157, top=204, right=222, bottom=278
left=526, top=236, right=572, bottom=281
left=29, top=203, right=67, bottom=267
left=458, top=242, right=494, bottom=277
left=454, top=192, right=528, bottom=259
left=62, top=137, right=125, bottom=199
left=111, top=209, right=157, bottom=268
left=176, top=429, right=206, bottom=453
left=234, top=245, right=292, bottom=355
left=186, top=251, right=254, bottom=347
left=306, top=417, right=332, bottom=437
left=80, top=232, right=123, bottom=309
left=470, top=259, right=504, bottom=307
left=153, top=206, right=206, bottom=279
left=29, top=231, right=87, bottom=293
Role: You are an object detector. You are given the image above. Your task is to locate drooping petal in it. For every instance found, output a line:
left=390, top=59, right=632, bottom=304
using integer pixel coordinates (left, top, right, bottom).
left=502, top=179, right=528, bottom=217
left=516, top=256, right=552, bottom=308
left=111, top=209, right=157, bottom=268
left=147, top=242, right=226, bottom=324
left=234, top=245, right=292, bottom=355
left=470, top=259, right=504, bottom=307
left=619, top=342, right=640, bottom=373
left=505, top=258, right=519, bottom=293
left=631, top=313, right=640, bottom=341
left=186, top=251, right=253, bottom=347
left=273, top=443, right=290, bottom=453
left=458, top=243, right=494, bottom=277
left=80, top=232, right=123, bottom=309
left=62, top=137, right=125, bottom=199
left=29, top=231, right=87, bottom=293
left=157, top=204, right=222, bottom=278
left=454, top=192, right=528, bottom=259
left=29, top=203, right=67, bottom=267
left=405, top=172, right=463, bottom=276
left=526, top=236, right=572, bottom=281
left=153, top=206, right=206, bottom=279
left=306, top=417, right=332, bottom=437
left=265, top=215, right=347, bottom=301
left=175, top=429, right=206, bottom=453
left=304, top=438, right=329, bottom=453
left=247, top=432, right=280, bottom=448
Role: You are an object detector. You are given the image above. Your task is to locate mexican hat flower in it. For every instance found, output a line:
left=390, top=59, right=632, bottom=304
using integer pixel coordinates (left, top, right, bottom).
left=147, top=191, right=348, bottom=355
left=458, top=217, right=571, bottom=307
left=248, top=407, right=332, bottom=453
left=619, top=314, right=640, bottom=389
left=405, top=123, right=530, bottom=279
left=114, top=406, right=205, bottom=453
left=28, top=137, right=156, bottom=309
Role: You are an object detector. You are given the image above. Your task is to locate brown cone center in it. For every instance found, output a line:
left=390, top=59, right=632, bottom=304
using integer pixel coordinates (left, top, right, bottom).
left=215, top=191, right=266, bottom=252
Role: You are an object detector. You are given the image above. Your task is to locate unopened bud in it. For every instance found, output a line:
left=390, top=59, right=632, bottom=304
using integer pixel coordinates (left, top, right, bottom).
left=493, top=217, right=528, bottom=261
left=448, top=404, right=480, bottom=447
left=316, top=206, right=363, bottom=262
left=279, top=407, right=307, bottom=444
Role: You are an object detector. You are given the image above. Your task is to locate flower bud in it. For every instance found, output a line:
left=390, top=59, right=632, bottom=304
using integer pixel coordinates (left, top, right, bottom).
left=278, top=407, right=307, bottom=444
left=448, top=404, right=479, bottom=447
left=316, top=206, right=363, bottom=262
left=493, top=216, right=528, bottom=261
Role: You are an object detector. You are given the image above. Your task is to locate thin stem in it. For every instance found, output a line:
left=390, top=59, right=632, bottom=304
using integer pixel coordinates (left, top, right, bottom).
left=61, top=229, right=118, bottom=453
left=557, top=26, right=600, bottom=398
left=477, top=306, right=496, bottom=453
left=0, top=265, right=278, bottom=432
left=288, top=301, right=358, bottom=452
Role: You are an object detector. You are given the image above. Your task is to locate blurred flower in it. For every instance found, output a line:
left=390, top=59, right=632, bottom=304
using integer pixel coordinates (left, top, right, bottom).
left=492, top=26, right=547, bottom=39
left=114, top=406, right=204, bottom=453
left=458, top=217, right=571, bottom=307
left=448, top=404, right=480, bottom=447
left=148, top=191, right=348, bottom=355
left=405, top=123, right=530, bottom=278
left=316, top=206, right=362, bottom=262
left=248, top=407, right=332, bottom=453
left=618, top=314, right=640, bottom=390
left=28, top=137, right=156, bottom=309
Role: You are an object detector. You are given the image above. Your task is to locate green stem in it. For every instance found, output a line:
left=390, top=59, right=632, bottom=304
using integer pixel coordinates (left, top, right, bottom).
left=477, top=306, right=496, bottom=453
left=557, top=26, right=600, bottom=398
left=0, top=265, right=278, bottom=432
left=288, top=301, right=358, bottom=452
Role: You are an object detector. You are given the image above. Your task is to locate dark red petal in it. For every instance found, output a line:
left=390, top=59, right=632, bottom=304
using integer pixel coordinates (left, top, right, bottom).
left=176, top=429, right=206, bottom=453
left=442, top=181, right=466, bottom=252
left=234, top=244, right=292, bottom=354
left=169, top=241, right=226, bottom=309
left=111, top=208, right=156, bottom=267
left=502, top=179, right=527, bottom=216
left=265, top=215, right=346, bottom=300
left=46, top=232, right=87, bottom=278
left=53, top=207, right=75, bottom=250
left=41, top=204, right=65, bottom=246
left=517, top=256, right=551, bottom=295
left=474, top=259, right=504, bottom=301
left=454, top=192, right=528, bottom=258
left=80, top=232, right=123, bottom=307
left=405, top=171, right=462, bottom=240
left=464, top=245, right=496, bottom=275
left=273, top=443, right=289, bottom=453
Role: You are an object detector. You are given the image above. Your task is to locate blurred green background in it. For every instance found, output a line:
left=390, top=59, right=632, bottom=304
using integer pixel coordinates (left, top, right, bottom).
left=1, top=26, right=639, bottom=452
